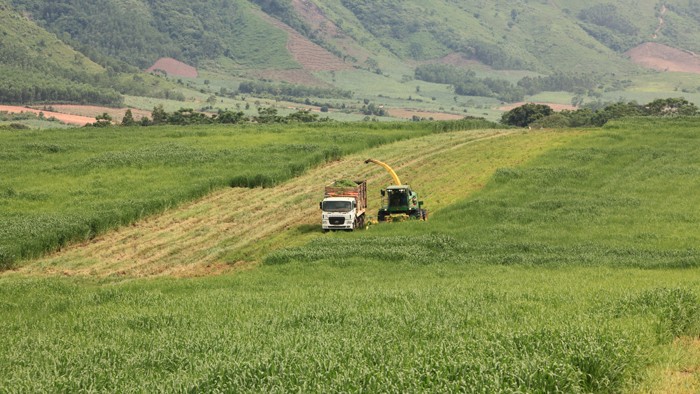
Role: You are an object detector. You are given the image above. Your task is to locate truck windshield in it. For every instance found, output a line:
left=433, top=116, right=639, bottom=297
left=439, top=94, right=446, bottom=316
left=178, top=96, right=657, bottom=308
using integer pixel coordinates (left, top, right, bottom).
left=323, top=201, right=352, bottom=212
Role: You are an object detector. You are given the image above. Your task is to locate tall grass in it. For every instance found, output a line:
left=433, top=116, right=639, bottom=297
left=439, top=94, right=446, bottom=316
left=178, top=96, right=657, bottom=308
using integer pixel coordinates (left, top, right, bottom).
left=257, top=117, right=700, bottom=390
left=1, top=118, right=699, bottom=391
left=267, top=118, right=700, bottom=269
left=0, top=120, right=498, bottom=268
left=2, top=265, right=693, bottom=392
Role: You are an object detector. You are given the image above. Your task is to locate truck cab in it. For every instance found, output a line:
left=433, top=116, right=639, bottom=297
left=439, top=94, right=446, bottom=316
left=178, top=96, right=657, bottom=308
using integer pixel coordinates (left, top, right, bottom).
left=321, top=197, right=361, bottom=230
left=320, top=180, right=367, bottom=231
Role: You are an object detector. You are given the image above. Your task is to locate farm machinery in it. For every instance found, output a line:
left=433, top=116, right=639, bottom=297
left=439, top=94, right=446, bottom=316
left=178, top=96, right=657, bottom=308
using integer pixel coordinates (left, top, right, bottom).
left=364, top=159, right=427, bottom=222
left=320, top=180, right=367, bottom=231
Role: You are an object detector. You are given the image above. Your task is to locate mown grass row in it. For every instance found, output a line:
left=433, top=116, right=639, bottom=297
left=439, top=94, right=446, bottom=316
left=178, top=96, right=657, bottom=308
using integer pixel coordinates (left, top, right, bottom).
left=0, top=119, right=498, bottom=268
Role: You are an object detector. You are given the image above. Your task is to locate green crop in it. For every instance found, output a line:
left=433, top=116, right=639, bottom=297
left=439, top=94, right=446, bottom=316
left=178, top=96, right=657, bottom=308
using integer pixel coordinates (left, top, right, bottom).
left=0, top=119, right=497, bottom=268
left=1, top=118, right=699, bottom=392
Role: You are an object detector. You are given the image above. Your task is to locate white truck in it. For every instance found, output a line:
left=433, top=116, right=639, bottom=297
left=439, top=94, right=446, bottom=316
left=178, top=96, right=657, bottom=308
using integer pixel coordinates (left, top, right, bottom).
left=320, top=180, right=367, bottom=231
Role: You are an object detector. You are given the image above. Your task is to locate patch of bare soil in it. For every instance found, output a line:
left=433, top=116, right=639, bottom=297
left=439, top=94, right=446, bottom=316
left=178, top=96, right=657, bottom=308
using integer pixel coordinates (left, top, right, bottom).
left=40, top=105, right=150, bottom=122
left=626, top=42, right=700, bottom=74
left=499, top=102, right=577, bottom=112
left=388, top=108, right=465, bottom=121
left=146, top=57, right=198, bottom=78
left=0, top=105, right=95, bottom=126
left=261, top=12, right=351, bottom=73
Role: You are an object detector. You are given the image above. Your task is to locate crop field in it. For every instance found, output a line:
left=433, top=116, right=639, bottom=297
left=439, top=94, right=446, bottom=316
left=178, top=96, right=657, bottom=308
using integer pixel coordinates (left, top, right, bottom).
left=0, top=119, right=496, bottom=269
left=1, top=118, right=700, bottom=391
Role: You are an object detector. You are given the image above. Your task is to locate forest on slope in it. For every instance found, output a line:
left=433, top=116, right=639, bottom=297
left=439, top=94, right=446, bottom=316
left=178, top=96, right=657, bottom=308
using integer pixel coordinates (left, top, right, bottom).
left=3, top=0, right=700, bottom=109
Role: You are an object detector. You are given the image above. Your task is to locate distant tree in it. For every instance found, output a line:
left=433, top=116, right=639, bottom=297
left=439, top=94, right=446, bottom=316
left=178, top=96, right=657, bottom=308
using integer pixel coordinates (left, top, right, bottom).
left=168, top=108, right=211, bottom=125
left=120, top=109, right=136, bottom=126
left=151, top=105, right=168, bottom=125
left=646, top=98, right=698, bottom=116
left=530, top=113, right=571, bottom=128
left=501, top=103, right=553, bottom=127
left=255, top=107, right=281, bottom=123
left=286, top=110, right=319, bottom=123
left=215, top=110, right=247, bottom=124
left=88, top=112, right=113, bottom=127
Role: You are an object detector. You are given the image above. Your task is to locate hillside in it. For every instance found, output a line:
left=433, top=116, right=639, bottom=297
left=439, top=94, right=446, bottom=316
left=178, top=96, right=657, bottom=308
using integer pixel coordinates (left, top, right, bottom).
left=5, top=0, right=700, bottom=119
left=12, top=0, right=698, bottom=75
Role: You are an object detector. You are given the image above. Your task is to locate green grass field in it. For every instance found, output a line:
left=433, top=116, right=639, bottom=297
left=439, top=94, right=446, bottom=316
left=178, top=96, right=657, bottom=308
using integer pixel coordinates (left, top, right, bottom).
left=1, top=118, right=699, bottom=391
left=0, top=120, right=496, bottom=268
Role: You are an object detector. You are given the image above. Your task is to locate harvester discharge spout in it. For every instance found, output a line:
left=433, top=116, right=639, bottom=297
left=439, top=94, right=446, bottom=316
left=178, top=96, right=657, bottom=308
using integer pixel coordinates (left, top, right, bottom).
left=364, top=158, right=401, bottom=186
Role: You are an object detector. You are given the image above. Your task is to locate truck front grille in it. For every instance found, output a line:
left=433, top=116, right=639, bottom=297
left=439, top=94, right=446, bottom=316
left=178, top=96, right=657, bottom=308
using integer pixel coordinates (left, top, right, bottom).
left=329, top=217, right=345, bottom=225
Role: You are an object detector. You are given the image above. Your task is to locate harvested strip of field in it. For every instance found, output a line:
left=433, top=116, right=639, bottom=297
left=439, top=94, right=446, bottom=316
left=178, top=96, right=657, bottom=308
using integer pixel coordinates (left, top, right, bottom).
left=20, top=128, right=581, bottom=277
left=0, top=105, right=94, bottom=126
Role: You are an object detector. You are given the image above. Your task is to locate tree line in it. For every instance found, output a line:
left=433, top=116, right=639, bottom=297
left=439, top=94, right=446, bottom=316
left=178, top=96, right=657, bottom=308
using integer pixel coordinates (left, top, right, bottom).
left=88, top=105, right=331, bottom=127
left=501, top=98, right=699, bottom=128
left=415, top=64, right=524, bottom=102
left=0, top=67, right=123, bottom=106
left=415, top=64, right=607, bottom=102
left=238, top=81, right=353, bottom=99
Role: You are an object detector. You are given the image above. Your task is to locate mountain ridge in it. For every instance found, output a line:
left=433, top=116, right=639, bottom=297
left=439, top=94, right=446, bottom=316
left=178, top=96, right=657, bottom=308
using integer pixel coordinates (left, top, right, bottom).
left=3, top=0, right=700, bottom=112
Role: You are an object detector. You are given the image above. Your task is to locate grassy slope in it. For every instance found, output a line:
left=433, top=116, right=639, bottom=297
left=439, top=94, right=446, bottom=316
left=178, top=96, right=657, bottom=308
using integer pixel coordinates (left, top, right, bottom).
left=0, top=120, right=496, bottom=267
left=18, top=128, right=569, bottom=277
left=0, top=3, right=103, bottom=75
left=1, top=119, right=700, bottom=391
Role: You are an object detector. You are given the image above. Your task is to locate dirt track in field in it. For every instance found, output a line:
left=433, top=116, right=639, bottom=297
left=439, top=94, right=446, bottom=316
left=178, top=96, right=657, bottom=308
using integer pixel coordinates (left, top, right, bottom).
left=20, top=130, right=511, bottom=278
left=43, top=105, right=150, bottom=122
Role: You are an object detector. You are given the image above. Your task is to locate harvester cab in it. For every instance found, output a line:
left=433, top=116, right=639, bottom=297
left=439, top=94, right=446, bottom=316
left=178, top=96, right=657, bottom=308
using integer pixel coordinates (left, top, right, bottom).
left=365, top=159, right=427, bottom=222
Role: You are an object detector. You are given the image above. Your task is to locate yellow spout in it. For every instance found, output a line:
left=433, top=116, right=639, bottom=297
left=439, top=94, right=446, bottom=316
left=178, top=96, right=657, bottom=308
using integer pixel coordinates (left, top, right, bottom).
left=364, top=158, right=402, bottom=185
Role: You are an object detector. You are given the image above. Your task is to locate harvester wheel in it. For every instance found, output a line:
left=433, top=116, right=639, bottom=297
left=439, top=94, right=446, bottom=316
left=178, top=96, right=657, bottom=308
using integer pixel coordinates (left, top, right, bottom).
left=421, top=209, right=428, bottom=221
left=378, top=211, right=387, bottom=222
